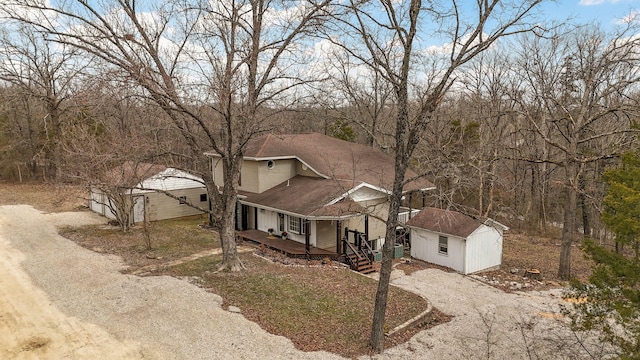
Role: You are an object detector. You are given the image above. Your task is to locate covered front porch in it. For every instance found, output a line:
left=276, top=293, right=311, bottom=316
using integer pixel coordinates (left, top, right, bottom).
left=236, top=229, right=338, bottom=259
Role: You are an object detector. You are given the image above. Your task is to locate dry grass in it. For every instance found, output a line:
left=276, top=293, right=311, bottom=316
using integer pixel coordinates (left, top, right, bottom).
left=63, top=220, right=439, bottom=358
left=60, top=215, right=218, bottom=269
left=0, top=182, right=86, bottom=212
left=470, top=231, right=594, bottom=292
left=167, top=252, right=444, bottom=358
left=3, top=183, right=599, bottom=355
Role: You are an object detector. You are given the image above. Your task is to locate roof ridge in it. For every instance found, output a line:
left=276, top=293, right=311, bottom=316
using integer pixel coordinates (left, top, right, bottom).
left=255, top=133, right=274, bottom=157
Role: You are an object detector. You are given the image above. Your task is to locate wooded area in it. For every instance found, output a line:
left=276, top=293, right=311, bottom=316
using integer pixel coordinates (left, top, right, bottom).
left=1, top=0, right=640, bottom=353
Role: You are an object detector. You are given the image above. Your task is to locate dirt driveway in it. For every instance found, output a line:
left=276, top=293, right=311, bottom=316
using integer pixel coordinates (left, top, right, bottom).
left=0, top=205, right=603, bottom=359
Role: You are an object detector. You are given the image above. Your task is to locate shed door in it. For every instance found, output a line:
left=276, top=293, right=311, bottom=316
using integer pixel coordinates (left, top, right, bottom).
left=133, top=195, right=145, bottom=223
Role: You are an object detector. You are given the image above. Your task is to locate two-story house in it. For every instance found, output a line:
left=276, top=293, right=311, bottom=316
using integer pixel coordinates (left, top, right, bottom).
left=206, top=133, right=434, bottom=260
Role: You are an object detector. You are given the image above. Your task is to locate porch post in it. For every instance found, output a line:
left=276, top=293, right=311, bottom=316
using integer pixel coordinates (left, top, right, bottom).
left=409, top=191, right=413, bottom=219
left=336, top=221, right=342, bottom=254
left=305, top=220, right=311, bottom=258
left=364, top=215, right=369, bottom=241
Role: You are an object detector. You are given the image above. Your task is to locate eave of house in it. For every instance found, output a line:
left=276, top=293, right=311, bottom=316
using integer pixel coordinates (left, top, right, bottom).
left=238, top=199, right=358, bottom=220
left=326, top=182, right=435, bottom=206
left=238, top=176, right=365, bottom=220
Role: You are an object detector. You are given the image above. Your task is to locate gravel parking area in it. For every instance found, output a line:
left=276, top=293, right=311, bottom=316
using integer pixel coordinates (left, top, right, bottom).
left=0, top=205, right=602, bottom=359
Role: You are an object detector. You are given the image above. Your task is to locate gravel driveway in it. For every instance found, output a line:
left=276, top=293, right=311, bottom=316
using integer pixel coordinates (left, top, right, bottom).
left=0, top=205, right=602, bottom=359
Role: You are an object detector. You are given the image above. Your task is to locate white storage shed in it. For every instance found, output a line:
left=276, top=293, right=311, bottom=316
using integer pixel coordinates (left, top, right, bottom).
left=405, top=207, right=508, bottom=274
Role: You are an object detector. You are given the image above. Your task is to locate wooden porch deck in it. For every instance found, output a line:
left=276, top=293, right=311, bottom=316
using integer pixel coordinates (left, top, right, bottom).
left=236, top=229, right=338, bottom=259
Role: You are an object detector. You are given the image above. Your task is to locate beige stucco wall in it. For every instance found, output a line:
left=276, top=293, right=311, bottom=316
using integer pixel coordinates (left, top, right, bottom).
left=240, top=160, right=259, bottom=193
left=350, top=199, right=388, bottom=238
left=296, top=162, right=320, bottom=177
left=212, top=157, right=224, bottom=187
left=316, top=220, right=336, bottom=250
left=213, top=156, right=326, bottom=194
left=257, top=159, right=297, bottom=193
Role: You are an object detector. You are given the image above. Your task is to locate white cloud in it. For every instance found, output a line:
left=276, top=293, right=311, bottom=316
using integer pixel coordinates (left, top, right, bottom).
left=579, top=0, right=621, bottom=5
left=618, top=9, right=640, bottom=24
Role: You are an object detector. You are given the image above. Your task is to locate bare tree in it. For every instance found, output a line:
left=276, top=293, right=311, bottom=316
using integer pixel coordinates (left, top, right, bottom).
left=512, top=23, right=640, bottom=280
left=0, top=21, right=83, bottom=180
left=326, top=0, right=544, bottom=350
left=3, top=0, right=332, bottom=271
left=327, top=51, right=395, bottom=149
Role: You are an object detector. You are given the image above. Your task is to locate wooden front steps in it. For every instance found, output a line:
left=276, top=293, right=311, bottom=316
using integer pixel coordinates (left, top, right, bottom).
left=346, top=252, right=375, bottom=274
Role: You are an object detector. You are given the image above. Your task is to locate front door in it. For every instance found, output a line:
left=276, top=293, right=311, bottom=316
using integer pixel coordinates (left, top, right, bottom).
left=241, top=204, right=249, bottom=230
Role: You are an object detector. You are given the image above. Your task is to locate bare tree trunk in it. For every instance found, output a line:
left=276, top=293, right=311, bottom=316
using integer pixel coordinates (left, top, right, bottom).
left=219, top=193, right=243, bottom=271
left=559, top=160, right=577, bottom=280
left=579, top=171, right=590, bottom=239
left=370, top=146, right=407, bottom=351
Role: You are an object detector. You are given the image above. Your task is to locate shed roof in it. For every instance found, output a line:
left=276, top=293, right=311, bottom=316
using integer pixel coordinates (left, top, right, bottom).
left=102, top=162, right=166, bottom=188
left=134, top=168, right=205, bottom=192
left=405, top=207, right=489, bottom=238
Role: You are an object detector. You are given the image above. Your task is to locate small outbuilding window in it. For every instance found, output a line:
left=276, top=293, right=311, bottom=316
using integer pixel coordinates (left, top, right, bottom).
left=200, top=194, right=207, bottom=202
left=179, top=196, right=187, bottom=204
left=438, top=235, right=448, bottom=255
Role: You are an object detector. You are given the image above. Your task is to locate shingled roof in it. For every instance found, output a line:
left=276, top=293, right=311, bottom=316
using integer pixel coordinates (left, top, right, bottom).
left=241, top=176, right=364, bottom=218
left=405, top=207, right=488, bottom=238
left=210, top=133, right=434, bottom=192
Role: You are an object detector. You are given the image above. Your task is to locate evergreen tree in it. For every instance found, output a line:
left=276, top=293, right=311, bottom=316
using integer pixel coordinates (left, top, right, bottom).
left=565, top=151, right=640, bottom=358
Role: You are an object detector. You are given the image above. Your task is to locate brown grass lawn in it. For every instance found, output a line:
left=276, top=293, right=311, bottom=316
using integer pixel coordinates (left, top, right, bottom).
left=167, top=252, right=445, bottom=358
left=0, top=182, right=86, bottom=212
left=478, top=231, right=594, bottom=291
left=61, top=220, right=437, bottom=358
left=1, top=182, right=598, bottom=356
left=0, top=183, right=436, bottom=357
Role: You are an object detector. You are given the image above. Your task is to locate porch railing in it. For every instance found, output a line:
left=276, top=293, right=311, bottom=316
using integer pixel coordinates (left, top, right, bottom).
left=342, top=234, right=375, bottom=264
left=398, top=207, right=421, bottom=225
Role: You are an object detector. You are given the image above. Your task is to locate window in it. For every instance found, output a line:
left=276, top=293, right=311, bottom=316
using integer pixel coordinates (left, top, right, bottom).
left=200, top=194, right=207, bottom=202
left=288, top=216, right=305, bottom=234
left=179, top=196, right=187, bottom=205
left=438, top=235, right=448, bottom=254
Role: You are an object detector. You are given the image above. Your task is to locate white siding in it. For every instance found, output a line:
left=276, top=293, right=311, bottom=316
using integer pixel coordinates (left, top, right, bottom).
left=89, top=188, right=105, bottom=215
left=256, top=208, right=280, bottom=234
left=132, top=195, right=145, bottom=223
left=410, top=229, right=465, bottom=273
left=285, top=214, right=316, bottom=246
left=89, top=188, right=116, bottom=220
left=349, top=186, right=387, bottom=202
left=145, top=188, right=207, bottom=221
left=464, top=225, right=503, bottom=274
